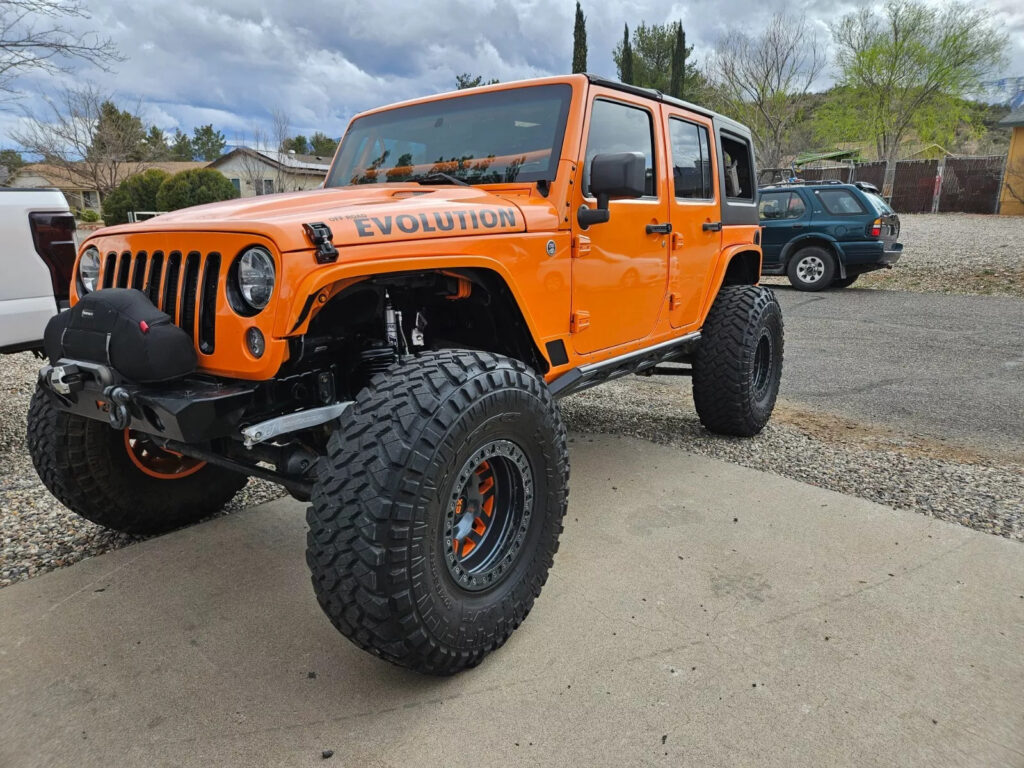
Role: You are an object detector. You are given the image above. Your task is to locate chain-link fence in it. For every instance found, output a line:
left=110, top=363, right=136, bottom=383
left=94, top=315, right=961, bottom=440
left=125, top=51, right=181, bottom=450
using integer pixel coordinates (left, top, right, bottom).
left=759, top=155, right=1008, bottom=214
left=937, top=156, right=1006, bottom=214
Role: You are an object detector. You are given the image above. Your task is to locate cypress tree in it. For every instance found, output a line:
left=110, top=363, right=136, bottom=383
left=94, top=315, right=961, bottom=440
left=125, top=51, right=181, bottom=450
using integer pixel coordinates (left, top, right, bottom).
left=572, top=2, right=588, bottom=73
left=669, top=22, right=686, bottom=99
left=620, top=23, right=634, bottom=84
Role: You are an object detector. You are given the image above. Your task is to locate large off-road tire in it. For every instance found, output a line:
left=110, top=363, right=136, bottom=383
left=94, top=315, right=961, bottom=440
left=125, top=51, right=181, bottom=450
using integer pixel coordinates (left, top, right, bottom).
left=27, top=387, right=247, bottom=535
left=307, top=350, right=569, bottom=675
left=692, top=285, right=784, bottom=437
left=787, top=245, right=835, bottom=291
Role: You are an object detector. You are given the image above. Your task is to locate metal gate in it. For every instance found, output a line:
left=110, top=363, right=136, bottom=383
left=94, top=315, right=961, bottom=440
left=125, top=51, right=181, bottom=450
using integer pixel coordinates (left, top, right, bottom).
left=938, top=156, right=1005, bottom=214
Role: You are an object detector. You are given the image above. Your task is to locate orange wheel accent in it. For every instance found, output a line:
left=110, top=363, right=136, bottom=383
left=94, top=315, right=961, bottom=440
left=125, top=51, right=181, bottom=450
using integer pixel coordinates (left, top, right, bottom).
left=124, top=430, right=206, bottom=480
left=482, top=496, right=494, bottom=517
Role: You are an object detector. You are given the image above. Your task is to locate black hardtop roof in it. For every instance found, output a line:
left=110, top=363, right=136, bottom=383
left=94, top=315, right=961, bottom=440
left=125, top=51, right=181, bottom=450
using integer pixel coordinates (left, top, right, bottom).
left=584, top=74, right=751, bottom=138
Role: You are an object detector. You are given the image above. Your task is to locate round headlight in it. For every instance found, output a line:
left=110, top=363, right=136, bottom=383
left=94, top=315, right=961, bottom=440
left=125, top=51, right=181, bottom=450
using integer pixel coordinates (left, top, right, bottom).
left=79, top=247, right=101, bottom=293
left=237, top=248, right=275, bottom=310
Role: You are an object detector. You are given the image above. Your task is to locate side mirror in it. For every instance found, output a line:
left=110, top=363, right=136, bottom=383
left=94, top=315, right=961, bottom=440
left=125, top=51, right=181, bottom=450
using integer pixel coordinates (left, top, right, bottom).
left=578, top=152, right=646, bottom=229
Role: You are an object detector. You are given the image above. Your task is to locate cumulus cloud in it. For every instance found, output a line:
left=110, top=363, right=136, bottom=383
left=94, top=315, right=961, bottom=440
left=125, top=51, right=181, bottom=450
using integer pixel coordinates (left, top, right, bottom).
left=2, top=0, right=1022, bottom=149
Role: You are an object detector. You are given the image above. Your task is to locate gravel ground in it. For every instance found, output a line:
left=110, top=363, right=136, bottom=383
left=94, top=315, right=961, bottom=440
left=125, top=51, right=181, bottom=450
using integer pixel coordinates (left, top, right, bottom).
left=0, top=353, right=286, bottom=587
left=762, top=213, right=1024, bottom=298
left=2, top=343, right=1020, bottom=588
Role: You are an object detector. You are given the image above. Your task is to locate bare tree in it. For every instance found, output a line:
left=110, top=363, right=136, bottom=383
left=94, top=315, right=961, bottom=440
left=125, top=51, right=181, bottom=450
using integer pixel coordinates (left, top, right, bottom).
left=13, top=84, right=148, bottom=202
left=1004, top=159, right=1024, bottom=208
left=0, top=0, right=121, bottom=94
left=708, top=13, right=825, bottom=170
left=270, top=107, right=292, bottom=194
left=234, top=127, right=270, bottom=196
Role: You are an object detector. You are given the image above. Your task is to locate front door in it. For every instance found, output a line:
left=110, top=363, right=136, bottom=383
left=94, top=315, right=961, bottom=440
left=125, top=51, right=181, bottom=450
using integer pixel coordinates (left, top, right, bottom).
left=570, top=93, right=669, bottom=355
left=758, top=190, right=809, bottom=267
left=662, top=109, right=721, bottom=328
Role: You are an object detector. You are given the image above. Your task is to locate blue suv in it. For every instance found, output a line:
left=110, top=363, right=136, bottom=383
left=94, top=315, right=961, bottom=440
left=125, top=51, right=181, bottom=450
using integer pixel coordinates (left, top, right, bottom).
left=758, top=181, right=903, bottom=291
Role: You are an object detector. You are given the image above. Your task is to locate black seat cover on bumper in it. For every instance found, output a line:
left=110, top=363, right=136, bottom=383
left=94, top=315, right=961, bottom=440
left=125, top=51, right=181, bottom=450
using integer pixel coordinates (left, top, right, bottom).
left=44, top=288, right=197, bottom=383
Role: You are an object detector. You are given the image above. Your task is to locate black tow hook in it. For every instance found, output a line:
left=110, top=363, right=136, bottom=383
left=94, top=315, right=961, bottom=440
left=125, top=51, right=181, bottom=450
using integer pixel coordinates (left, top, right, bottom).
left=105, top=386, right=133, bottom=430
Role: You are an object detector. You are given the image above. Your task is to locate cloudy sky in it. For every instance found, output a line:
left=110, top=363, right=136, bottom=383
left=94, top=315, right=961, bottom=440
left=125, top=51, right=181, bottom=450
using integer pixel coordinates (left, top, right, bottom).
left=3, top=0, right=1023, bottom=150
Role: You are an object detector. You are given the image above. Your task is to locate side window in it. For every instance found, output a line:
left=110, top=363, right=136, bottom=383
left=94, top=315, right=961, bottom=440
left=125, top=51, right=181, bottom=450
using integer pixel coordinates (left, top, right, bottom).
left=669, top=118, right=714, bottom=200
left=817, top=189, right=866, bottom=215
left=721, top=134, right=754, bottom=201
left=759, top=192, right=789, bottom=220
left=759, top=192, right=807, bottom=220
left=584, top=99, right=656, bottom=197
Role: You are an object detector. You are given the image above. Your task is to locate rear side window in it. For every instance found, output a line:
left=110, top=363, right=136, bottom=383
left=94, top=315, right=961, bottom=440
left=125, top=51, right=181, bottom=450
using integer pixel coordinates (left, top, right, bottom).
left=720, top=134, right=754, bottom=200
left=584, top=99, right=656, bottom=197
left=817, top=189, right=866, bottom=215
left=759, top=191, right=806, bottom=220
left=864, top=191, right=893, bottom=215
left=669, top=118, right=713, bottom=200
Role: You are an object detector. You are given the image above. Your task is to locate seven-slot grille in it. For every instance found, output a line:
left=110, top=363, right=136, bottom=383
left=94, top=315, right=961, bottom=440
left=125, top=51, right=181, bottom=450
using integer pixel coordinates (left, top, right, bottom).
left=98, top=249, right=221, bottom=355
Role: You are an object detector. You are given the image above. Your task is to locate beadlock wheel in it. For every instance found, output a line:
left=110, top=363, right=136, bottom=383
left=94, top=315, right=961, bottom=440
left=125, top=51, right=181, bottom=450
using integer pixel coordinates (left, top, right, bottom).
left=306, top=350, right=569, bottom=675
left=124, top=430, right=206, bottom=480
left=445, top=440, right=534, bottom=592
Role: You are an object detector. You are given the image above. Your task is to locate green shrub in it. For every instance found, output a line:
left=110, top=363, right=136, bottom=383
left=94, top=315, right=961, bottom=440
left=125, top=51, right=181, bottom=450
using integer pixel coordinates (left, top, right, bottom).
left=79, top=209, right=100, bottom=223
left=102, top=168, right=172, bottom=225
left=156, top=168, right=239, bottom=212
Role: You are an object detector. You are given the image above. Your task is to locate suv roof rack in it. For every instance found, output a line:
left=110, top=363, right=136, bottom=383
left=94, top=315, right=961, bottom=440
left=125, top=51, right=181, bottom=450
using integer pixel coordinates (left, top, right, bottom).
left=759, top=179, right=854, bottom=190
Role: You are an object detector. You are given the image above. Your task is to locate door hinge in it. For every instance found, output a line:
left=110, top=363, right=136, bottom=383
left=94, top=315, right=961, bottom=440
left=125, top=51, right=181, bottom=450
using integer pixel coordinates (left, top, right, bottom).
left=672, top=232, right=684, bottom=250
left=668, top=293, right=679, bottom=310
left=570, top=310, right=590, bottom=333
left=571, top=234, right=591, bottom=258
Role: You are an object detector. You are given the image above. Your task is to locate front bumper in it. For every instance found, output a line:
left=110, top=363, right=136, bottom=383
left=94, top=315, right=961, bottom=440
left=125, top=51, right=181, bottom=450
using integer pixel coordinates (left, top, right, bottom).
left=39, top=360, right=257, bottom=443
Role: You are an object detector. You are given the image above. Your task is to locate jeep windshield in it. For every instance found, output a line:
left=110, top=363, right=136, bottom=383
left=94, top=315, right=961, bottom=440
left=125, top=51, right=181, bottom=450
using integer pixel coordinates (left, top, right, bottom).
left=326, top=84, right=572, bottom=188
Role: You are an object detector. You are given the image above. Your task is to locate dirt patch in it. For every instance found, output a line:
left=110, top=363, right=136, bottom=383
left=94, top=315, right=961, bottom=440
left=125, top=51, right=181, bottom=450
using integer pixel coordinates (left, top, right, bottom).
left=772, top=400, right=1024, bottom=466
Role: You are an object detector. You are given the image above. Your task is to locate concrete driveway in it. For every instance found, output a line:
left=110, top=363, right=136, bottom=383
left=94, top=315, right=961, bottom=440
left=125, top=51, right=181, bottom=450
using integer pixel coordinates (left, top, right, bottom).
left=774, top=288, right=1024, bottom=458
left=1, top=435, right=1021, bottom=768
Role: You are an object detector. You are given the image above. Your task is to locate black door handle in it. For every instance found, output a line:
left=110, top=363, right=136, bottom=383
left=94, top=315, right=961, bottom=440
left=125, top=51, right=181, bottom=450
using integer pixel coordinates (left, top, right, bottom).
left=792, top=223, right=804, bottom=229
left=702, top=221, right=722, bottom=232
left=646, top=222, right=672, bottom=235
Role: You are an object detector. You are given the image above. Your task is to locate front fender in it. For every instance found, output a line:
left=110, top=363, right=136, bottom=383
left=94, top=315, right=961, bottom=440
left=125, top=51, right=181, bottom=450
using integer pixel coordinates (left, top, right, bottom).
left=274, top=233, right=573, bottom=355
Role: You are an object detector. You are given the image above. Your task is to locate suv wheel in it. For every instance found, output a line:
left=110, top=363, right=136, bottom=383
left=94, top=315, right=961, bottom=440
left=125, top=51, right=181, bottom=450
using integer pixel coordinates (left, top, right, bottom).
left=692, top=285, right=784, bottom=436
left=787, top=246, right=835, bottom=291
left=306, top=350, right=569, bottom=675
left=26, top=387, right=247, bottom=535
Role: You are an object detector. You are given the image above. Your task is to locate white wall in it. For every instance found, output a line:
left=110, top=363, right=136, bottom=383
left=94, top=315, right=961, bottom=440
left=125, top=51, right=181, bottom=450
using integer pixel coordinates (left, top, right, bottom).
left=212, top=155, right=326, bottom=198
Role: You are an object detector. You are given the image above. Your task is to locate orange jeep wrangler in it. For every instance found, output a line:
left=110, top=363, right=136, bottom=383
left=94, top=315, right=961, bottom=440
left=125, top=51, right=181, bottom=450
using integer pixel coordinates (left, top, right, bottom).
left=28, top=75, right=782, bottom=674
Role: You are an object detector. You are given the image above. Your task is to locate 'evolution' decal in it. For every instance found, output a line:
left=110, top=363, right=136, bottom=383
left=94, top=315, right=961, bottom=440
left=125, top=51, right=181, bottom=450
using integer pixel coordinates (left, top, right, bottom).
left=350, top=207, right=518, bottom=238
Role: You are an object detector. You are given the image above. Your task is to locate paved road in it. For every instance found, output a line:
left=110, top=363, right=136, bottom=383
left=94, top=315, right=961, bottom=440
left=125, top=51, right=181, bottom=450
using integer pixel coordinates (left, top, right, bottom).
left=773, top=287, right=1024, bottom=457
left=2, top=436, right=1021, bottom=768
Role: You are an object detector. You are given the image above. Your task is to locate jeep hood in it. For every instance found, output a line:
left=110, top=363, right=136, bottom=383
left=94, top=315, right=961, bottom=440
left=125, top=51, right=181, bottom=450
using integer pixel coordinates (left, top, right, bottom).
left=92, top=185, right=559, bottom=252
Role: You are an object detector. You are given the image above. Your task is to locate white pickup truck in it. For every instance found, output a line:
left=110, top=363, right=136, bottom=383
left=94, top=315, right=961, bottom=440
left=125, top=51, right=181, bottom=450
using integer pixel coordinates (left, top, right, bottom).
left=0, top=188, right=77, bottom=354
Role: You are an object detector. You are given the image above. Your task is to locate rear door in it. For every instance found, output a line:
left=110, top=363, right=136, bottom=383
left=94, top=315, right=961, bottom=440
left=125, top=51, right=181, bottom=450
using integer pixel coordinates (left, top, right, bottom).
left=758, top=190, right=809, bottom=266
left=662, top=108, right=720, bottom=329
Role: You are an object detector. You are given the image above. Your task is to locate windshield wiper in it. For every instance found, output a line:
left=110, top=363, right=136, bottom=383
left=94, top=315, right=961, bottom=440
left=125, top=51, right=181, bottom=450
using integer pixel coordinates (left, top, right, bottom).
left=411, top=172, right=470, bottom=187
